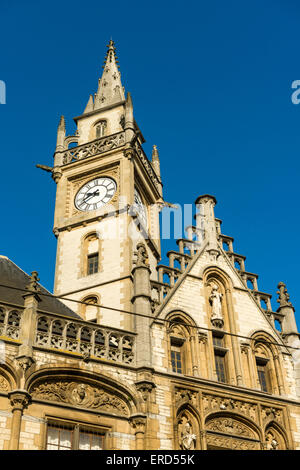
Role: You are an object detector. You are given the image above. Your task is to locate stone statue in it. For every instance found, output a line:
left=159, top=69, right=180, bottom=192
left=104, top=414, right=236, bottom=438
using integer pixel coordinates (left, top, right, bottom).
left=266, top=432, right=279, bottom=450
left=209, top=284, right=224, bottom=328
left=180, top=420, right=196, bottom=450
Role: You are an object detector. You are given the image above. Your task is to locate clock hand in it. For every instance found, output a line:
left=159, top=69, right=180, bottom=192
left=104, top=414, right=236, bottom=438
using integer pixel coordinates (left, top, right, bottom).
left=83, top=190, right=99, bottom=203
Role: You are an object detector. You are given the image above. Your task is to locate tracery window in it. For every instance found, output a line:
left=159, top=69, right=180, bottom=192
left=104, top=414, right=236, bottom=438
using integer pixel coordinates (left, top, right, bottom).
left=46, top=421, right=105, bottom=450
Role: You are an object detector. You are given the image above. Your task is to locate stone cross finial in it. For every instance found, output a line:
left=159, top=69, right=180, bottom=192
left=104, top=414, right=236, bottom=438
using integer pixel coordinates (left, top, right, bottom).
left=26, top=271, right=40, bottom=293
left=277, top=282, right=292, bottom=308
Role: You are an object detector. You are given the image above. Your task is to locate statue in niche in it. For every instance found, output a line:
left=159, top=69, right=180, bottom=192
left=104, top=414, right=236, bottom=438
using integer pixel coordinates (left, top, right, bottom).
left=266, top=432, right=279, bottom=450
left=209, top=284, right=224, bottom=328
left=179, top=416, right=196, bottom=450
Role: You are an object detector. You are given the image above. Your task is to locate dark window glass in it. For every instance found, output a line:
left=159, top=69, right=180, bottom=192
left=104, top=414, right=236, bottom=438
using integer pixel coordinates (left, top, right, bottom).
left=171, top=349, right=182, bottom=374
left=214, top=353, right=226, bottom=383
left=87, top=253, right=99, bottom=275
left=257, top=363, right=268, bottom=392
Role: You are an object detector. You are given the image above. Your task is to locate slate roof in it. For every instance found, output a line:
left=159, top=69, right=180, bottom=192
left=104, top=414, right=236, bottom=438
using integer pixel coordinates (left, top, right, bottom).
left=0, top=256, right=80, bottom=319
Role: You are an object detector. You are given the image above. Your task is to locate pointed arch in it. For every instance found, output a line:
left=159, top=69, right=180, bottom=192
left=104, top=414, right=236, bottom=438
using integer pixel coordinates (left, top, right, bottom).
left=264, top=420, right=289, bottom=450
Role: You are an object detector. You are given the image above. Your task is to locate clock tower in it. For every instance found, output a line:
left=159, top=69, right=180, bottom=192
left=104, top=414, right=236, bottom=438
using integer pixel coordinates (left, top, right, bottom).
left=51, top=40, right=163, bottom=331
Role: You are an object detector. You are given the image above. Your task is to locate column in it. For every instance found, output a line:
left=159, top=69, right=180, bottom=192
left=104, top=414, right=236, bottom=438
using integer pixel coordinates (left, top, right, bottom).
left=8, top=390, right=31, bottom=450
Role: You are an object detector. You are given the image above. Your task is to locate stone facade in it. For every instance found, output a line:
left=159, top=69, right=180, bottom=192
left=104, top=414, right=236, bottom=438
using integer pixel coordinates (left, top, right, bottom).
left=1, top=40, right=300, bottom=451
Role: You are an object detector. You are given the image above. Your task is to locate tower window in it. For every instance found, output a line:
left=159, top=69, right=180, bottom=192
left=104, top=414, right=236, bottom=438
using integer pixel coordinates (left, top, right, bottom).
left=95, top=121, right=107, bottom=138
left=87, top=253, right=99, bottom=275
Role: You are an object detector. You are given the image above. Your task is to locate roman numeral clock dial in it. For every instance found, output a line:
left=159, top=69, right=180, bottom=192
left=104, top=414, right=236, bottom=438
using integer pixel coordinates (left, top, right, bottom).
left=74, top=177, right=117, bottom=211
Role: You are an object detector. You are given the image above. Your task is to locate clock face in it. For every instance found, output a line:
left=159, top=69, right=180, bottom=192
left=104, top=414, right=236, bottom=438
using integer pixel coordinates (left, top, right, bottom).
left=75, top=177, right=117, bottom=211
left=134, top=188, right=147, bottom=228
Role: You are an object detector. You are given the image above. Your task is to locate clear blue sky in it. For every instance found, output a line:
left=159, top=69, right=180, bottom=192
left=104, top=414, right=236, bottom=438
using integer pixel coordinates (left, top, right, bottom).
left=0, top=0, right=299, bottom=324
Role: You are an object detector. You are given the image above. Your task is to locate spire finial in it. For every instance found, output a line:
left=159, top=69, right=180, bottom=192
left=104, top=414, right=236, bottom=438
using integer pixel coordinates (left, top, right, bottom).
left=277, top=282, right=293, bottom=308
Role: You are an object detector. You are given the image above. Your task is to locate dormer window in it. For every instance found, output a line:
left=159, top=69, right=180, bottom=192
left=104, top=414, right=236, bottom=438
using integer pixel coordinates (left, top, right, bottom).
left=95, top=121, right=107, bottom=138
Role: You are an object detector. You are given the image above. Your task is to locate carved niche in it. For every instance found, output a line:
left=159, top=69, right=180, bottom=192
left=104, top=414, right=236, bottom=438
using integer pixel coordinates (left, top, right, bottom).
left=30, top=379, right=129, bottom=416
left=208, top=283, right=224, bottom=328
left=178, top=413, right=197, bottom=450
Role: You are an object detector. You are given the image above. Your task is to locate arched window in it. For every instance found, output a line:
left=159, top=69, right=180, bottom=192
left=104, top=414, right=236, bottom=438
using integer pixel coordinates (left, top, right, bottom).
left=81, top=233, right=101, bottom=277
left=95, top=121, right=107, bottom=138
left=81, top=296, right=99, bottom=322
left=167, top=314, right=195, bottom=376
left=251, top=333, right=284, bottom=395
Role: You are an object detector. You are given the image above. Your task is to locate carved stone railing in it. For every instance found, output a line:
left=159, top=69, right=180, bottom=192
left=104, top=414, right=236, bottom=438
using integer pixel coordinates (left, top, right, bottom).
left=57, top=131, right=125, bottom=165
left=134, top=140, right=161, bottom=192
left=0, top=305, right=21, bottom=341
left=35, top=313, right=135, bottom=365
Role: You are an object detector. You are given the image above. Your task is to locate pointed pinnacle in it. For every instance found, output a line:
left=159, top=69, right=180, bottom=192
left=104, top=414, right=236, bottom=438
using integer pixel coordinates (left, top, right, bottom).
left=58, top=115, right=65, bottom=130
left=152, top=145, right=159, bottom=159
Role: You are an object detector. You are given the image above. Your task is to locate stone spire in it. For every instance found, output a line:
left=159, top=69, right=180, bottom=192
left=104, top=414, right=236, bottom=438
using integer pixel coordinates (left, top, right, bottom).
left=85, top=39, right=125, bottom=113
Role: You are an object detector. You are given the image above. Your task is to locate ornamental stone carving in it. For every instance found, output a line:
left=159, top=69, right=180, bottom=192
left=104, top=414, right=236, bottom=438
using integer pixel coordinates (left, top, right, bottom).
left=203, top=393, right=257, bottom=422
left=209, top=284, right=224, bottom=328
left=133, top=243, right=149, bottom=268
left=31, top=379, right=129, bottom=416
left=266, top=431, right=279, bottom=450
left=261, top=406, right=283, bottom=426
left=0, top=375, right=9, bottom=392
left=206, top=433, right=259, bottom=450
left=175, top=388, right=198, bottom=407
left=206, top=417, right=255, bottom=439
left=178, top=415, right=196, bottom=450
